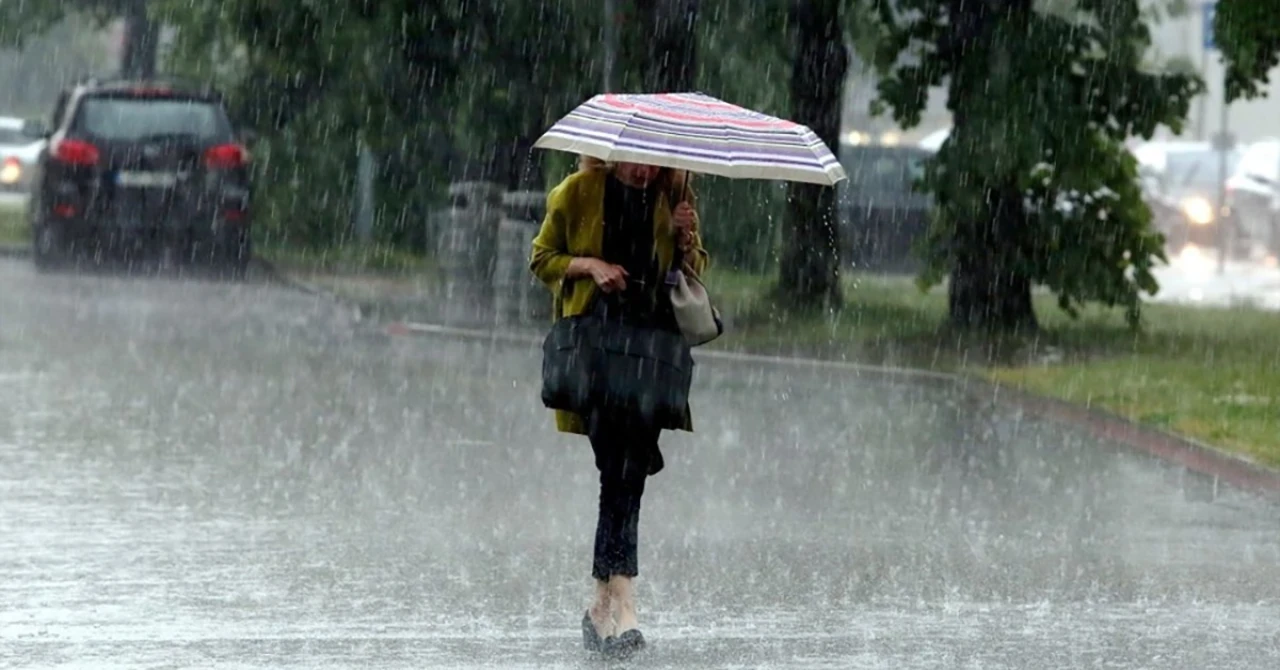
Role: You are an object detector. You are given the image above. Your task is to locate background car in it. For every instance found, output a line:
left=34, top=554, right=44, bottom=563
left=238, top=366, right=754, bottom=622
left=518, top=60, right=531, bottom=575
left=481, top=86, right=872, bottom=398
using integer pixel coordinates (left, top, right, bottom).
left=26, top=75, right=253, bottom=275
left=837, top=141, right=933, bottom=274
left=1132, top=141, right=1243, bottom=254
left=0, top=115, right=46, bottom=196
left=1224, top=138, right=1280, bottom=258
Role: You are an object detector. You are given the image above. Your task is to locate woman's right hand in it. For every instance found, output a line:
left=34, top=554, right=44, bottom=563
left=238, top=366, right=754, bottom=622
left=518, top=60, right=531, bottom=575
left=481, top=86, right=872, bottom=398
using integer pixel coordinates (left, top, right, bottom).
left=587, top=258, right=628, bottom=293
left=568, top=257, right=628, bottom=293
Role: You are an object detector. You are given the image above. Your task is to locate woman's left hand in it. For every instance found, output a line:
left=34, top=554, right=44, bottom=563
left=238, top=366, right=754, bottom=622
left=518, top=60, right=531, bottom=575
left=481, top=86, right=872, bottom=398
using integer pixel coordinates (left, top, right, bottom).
left=672, top=202, right=697, bottom=252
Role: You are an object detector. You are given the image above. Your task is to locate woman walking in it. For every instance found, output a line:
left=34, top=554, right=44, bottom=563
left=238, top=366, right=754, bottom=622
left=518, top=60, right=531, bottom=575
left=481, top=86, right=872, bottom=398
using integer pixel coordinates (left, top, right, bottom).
left=529, top=156, right=708, bottom=658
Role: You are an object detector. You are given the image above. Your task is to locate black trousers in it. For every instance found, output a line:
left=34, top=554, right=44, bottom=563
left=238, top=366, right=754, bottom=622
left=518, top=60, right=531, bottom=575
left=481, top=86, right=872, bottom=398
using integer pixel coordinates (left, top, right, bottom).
left=587, top=409, right=662, bottom=581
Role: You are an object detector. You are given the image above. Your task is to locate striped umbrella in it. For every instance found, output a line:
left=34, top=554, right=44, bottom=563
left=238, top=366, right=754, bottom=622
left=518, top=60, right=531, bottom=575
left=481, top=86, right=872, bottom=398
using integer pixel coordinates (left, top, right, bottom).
left=534, top=92, right=846, bottom=186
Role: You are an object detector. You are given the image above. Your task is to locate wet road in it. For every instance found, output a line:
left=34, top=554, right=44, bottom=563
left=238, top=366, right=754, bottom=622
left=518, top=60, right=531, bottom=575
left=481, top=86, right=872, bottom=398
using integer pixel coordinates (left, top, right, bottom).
left=1, top=258, right=1278, bottom=669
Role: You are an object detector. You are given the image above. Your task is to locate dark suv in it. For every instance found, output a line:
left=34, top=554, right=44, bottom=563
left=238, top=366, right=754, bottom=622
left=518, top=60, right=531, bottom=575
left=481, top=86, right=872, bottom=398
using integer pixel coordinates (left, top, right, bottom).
left=23, top=76, right=253, bottom=274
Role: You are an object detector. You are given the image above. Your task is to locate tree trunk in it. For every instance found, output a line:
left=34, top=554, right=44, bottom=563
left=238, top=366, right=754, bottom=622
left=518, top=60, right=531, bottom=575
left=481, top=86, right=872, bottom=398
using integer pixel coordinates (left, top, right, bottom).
left=780, top=0, right=847, bottom=308
left=947, top=185, right=1038, bottom=333
left=121, top=0, right=158, bottom=79
left=942, top=0, right=1038, bottom=334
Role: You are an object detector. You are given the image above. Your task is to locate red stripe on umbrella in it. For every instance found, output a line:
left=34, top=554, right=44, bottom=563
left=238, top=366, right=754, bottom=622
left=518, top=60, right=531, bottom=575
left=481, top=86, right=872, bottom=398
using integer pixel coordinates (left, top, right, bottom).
left=595, top=97, right=794, bottom=128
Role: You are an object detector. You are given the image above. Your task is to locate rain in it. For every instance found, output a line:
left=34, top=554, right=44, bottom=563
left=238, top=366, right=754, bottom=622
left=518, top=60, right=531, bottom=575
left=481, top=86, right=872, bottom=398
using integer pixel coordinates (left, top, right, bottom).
left=2, top=1, right=1279, bottom=668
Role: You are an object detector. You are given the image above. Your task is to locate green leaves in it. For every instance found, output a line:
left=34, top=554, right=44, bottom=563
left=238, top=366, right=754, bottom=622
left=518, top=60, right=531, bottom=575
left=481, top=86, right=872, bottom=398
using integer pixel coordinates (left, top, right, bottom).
left=1214, top=0, right=1280, bottom=102
left=870, top=0, right=1201, bottom=329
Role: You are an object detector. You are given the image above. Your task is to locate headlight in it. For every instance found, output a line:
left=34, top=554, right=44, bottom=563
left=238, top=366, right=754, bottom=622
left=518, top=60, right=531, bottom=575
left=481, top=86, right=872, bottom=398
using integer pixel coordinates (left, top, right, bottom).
left=1181, top=196, right=1214, bottom=226
left=0, top=158, right=20, bottom=184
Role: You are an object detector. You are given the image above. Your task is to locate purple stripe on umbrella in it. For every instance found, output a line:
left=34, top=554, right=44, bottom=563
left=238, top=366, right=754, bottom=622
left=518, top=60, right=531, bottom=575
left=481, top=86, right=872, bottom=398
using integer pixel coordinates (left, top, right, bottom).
left=561, top=124, right=832, bottom=160
left=543, top=127, right=840, bottom=170
left=557, top=116, right=834, bottom=156
left=613, top=131, right=839, bottom=163
left=582, top=101, right=794, bottom=127
left=544, top=130, right=841, bottom=170
left=573, top=104, right=805, bottom=137
left=594, top=95, right=799, bottom=127
left=561, top=110, right=824, bottom=146
left=542, top=130, right=838, bottom=169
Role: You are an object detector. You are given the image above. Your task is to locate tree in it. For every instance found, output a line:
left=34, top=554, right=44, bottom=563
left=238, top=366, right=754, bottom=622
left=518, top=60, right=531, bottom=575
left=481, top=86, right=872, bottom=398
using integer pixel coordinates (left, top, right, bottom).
left=452, top=0, right=604, bottom=190
left=1215, top=0, right=1280, bottom=102
left=692, top=0, right=791, bottom=271
left=780, top=0, right=848, bottom=308
left=869, top=0, right=1201, bottom=332
left=0, top=13, right=112, bottom=117
left=0, top=0, right=157, bottom=77
left=627, top=0, right=700, bottom=92
left=155, top=0, right=611, bottom=248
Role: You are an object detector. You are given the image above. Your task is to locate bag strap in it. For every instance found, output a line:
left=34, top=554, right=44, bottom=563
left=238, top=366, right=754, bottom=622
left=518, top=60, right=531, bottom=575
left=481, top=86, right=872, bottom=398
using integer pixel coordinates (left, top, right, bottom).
left=557, top=272, right=607, bottom=319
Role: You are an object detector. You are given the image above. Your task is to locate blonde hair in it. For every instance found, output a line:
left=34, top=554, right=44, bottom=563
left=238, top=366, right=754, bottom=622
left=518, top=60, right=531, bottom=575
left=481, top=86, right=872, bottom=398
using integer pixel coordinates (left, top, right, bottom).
left=577, top=155, right=696, bottom=207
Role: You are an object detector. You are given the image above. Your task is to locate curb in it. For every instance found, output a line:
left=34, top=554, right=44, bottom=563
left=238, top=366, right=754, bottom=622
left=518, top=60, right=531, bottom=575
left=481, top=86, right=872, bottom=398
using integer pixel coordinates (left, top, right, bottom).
left=977, top=383, right=1280, bottom=500
left=0, top=244, right=29, bottom=259
left=250, top=258, right=343, bottom=299
left=384, top=318, right=1280, bottom=502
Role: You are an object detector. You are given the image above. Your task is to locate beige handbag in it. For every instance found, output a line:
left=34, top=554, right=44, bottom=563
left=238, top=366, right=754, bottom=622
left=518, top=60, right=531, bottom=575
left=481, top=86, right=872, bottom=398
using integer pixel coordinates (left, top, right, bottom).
left=668, top=264, right=723, bottom=346
left=665, top=181, right=723, bottom=346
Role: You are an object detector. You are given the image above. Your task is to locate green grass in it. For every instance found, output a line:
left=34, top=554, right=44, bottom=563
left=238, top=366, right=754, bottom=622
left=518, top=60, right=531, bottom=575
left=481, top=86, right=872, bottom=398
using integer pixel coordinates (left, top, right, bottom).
left=704, top=269, right=1280, bottom=467
left=0, top=203, right=29, bottom=246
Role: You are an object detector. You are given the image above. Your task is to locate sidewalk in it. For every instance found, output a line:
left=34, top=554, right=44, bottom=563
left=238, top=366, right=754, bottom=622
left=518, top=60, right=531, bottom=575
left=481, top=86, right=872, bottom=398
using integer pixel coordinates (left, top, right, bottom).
left=286, top=271, right=526, bottom=333
left=278, top=267, right=1280, bottom=501
left=287, top=255, right=1280, bottom=333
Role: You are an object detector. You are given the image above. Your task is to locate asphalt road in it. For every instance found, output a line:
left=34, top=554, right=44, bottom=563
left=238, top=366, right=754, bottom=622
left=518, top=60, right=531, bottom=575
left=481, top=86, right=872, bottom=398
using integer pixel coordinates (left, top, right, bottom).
left=0, top=257, right=1277, bottom=669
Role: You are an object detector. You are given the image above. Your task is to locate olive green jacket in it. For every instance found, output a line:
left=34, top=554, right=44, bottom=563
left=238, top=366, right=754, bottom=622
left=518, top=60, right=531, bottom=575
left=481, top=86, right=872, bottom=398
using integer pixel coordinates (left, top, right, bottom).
left=528, top=168, right=709, bottom=435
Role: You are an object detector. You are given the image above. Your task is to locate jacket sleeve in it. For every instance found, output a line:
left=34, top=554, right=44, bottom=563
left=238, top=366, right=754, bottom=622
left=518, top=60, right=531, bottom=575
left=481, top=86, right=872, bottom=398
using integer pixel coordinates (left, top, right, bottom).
left=529, top=181, right=574, bottom=290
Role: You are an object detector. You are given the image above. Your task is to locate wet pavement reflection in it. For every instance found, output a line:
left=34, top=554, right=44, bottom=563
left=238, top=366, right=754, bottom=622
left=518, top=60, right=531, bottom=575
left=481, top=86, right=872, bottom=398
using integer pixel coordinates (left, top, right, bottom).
left=0, top=259, right=1277, bottom=669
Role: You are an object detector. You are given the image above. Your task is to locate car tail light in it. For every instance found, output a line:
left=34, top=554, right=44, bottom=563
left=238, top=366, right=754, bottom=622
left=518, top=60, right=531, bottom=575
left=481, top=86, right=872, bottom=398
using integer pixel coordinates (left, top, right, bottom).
left=52, top=204, right=77, bottom=218
left=204, top=144, right=248, bottom=170
left=52, top=138, right=100, bottom=167
left=0, top=157, right=19, bottom=184
left=222, top=208, right=247, bottom=222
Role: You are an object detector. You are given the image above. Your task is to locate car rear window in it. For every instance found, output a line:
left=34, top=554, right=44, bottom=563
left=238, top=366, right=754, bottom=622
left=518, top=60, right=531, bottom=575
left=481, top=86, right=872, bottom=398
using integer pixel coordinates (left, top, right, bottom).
left=73, top=96, right=231, bottom=143
left=0, top=128, right=27, bottom=145
left=841, top=148, right=929, bottom=194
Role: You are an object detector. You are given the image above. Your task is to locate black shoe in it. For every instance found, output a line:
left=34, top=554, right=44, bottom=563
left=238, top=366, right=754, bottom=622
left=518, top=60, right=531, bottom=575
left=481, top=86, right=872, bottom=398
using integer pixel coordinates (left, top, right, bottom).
left=582, top=611, right=604, bottom=652
left=603, top=628, right=646, bottom=659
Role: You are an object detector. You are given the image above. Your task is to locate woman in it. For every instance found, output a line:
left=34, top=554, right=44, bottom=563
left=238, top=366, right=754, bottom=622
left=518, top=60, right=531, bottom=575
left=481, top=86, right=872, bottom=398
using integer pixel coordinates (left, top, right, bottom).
left=529, top=156, right=709, bottom=658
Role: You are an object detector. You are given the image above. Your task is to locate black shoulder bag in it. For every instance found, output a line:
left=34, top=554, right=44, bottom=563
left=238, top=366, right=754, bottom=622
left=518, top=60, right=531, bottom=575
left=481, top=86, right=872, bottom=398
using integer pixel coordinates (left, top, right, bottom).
left=540, top=279, right=695, bottom=429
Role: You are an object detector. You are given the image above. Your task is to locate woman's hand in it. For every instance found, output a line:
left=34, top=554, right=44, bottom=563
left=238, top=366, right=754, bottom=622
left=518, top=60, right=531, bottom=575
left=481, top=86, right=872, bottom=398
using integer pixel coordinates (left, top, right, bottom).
left=569, top=257, right=629, bottom=293
left=672, top=202, right=697, bottom=253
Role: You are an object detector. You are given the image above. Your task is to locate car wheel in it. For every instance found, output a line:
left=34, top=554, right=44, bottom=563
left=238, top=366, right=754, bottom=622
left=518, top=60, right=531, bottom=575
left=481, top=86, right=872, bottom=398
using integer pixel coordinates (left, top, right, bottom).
left=32, top=223, right=66, bottom=272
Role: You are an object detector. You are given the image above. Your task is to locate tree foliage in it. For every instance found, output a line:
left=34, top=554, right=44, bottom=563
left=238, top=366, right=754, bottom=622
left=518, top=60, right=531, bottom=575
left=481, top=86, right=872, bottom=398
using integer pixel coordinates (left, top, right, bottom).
left=869, top=0, right=1202, bottom=330
left=1214, top=0, right=1280, bottom=102
left=153, top=0, right=607, bottom=249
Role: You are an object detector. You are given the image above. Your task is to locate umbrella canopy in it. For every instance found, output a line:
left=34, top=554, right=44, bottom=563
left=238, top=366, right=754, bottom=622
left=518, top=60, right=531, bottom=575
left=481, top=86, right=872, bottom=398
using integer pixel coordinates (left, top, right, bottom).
left=534, top=92, right=847, bottom=186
